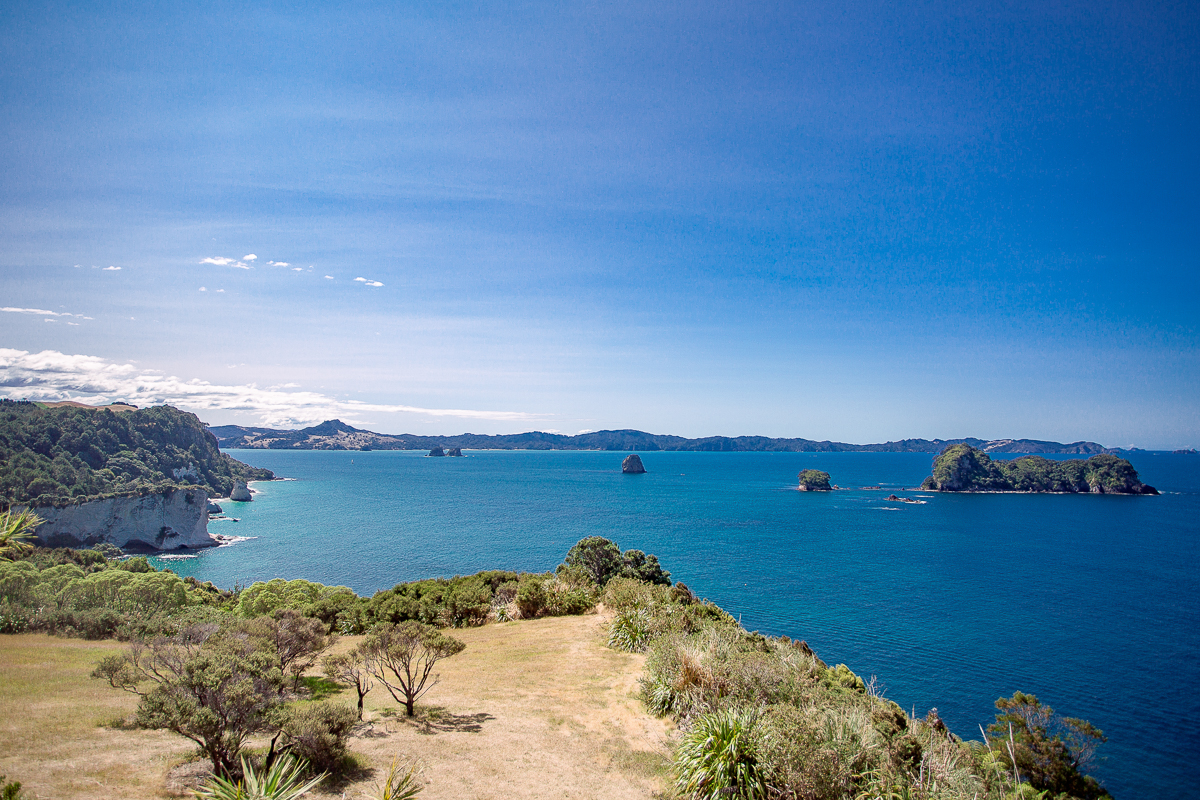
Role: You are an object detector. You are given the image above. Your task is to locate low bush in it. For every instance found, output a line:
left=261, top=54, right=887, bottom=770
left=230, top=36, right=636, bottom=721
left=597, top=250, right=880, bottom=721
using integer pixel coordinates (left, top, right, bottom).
left=279, top=702, right=359, bottom=775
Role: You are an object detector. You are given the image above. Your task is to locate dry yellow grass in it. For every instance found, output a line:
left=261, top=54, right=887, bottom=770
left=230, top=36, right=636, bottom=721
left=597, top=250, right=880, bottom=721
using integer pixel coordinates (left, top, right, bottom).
left=0, top=612, right=673, bottom=800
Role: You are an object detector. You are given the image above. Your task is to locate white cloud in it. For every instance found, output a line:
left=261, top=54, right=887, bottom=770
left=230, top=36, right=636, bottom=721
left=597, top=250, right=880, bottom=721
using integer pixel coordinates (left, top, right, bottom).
left=199, top=287, right=207, bottom=292
left=2, top=307, right=92, bottom=320
left=243, top=254, right=257, bottom=261
left=324, top=275, right=334, bottom=280
left=268, top=261, right=289, bottom=267
left=44, top=319, right=55, bottom=323
left=577, top=429, right=595, bottom=434
left=216, top=289, right=225, bottom=293
left=292, top=267, right=302, bottom=272
left=67, top=322, right=79, bottom=326
left=354, top=277, right=384, bottom=287
left=0, top=348, right=540, bottom=428
left=201, top=256, right=251, bottom=269
left=3, top=307, right=62, bottom=316
left=103, top=266, right=121, bottom=271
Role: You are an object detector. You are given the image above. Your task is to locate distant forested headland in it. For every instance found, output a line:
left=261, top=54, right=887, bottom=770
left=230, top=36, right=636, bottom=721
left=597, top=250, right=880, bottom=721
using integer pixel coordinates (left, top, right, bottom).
left=211, top=418, right=1124, bottom=454
left=0, top=400, right=272, bottom=510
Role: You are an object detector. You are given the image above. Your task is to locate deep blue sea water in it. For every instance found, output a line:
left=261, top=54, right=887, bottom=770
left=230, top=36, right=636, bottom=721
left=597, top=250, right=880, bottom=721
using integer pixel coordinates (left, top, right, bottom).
left=152, top=449, right=1199, bottom=799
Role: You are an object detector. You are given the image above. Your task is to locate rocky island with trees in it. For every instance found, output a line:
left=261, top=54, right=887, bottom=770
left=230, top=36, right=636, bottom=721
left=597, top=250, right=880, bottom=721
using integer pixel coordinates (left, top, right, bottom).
left=921, top=444, right=1157, bottom=494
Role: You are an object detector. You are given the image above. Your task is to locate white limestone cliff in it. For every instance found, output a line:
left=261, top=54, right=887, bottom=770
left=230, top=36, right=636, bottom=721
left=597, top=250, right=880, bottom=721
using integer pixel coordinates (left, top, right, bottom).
left=27, top=488, right=218, bottom=551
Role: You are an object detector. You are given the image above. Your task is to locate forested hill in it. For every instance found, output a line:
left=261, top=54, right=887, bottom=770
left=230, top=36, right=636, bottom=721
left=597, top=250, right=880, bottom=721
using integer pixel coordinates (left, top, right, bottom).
left=209, top=420, right=1114, bottom=454
left=0, top=401, right=273, bottom=509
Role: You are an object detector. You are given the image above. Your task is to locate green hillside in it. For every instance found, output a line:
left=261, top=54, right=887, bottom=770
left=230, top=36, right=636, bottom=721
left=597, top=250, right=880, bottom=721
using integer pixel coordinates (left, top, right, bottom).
left=0, top=400, right=273, bottom=509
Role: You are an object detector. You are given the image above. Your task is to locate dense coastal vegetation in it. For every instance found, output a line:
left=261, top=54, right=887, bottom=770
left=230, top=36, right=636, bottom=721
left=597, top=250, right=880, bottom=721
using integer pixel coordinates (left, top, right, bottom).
left=0, top=529, right=1113, bottom=800
left=921, top=445, right=1157, bottom=494
left=211, top=420, right=1117, bottom=455
left=0, top=401, right=273, bottom=510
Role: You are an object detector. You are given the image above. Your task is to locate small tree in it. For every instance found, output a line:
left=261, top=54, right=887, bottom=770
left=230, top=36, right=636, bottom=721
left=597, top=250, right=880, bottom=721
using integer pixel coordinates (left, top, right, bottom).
left=562, top=537, right=624, bottom=586
left=241, top=609, right=336, bottom=691
left=620, top=549, right=671, bottom=585
left=987, top=692, right=1110, bottom=799
left=362, top=622, right=465, bottom=716
left=323, top=647, right=374, bottom=720
left=93, top=625, right=285, bottom=776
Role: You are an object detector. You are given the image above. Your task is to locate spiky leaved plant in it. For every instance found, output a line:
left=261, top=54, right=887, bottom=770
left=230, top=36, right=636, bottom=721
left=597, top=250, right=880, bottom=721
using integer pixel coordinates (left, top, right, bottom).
left=371, top=756, right=424, bottom=800
left=193, top=755, right=324, bottom=800
left=675, top=708, right=768, bottom=800
left=0, top=509, right=42, bottom=561
left=608, top=607, right=653, bottom=652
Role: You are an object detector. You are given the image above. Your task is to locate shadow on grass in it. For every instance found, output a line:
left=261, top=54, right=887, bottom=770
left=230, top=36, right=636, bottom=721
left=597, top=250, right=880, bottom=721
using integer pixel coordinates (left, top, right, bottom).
left=299, top=675, right=344, bottom=701
left=406, top=705, right=495, bottom=735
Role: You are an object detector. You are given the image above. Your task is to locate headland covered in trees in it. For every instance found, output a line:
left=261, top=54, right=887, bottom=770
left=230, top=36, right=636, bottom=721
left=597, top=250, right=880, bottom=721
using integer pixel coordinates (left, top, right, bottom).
left=0, top=400, right=272, bottom=510
left=0, top=530, right=1115, bottom=800
left=211, top=418, right=1126, bottom=454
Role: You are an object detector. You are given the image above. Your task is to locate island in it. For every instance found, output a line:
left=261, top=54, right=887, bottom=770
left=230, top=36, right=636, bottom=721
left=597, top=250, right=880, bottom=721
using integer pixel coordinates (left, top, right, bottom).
left=797, top=469, right=832, bottom=491
left=920, top=444, right=1158, bottom=494
left=621, top=453, right=646, bottom=473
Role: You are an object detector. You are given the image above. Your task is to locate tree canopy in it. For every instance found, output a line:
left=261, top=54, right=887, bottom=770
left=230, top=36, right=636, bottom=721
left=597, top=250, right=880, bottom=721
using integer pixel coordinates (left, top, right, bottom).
left=0, top=400, right=273, bottom=509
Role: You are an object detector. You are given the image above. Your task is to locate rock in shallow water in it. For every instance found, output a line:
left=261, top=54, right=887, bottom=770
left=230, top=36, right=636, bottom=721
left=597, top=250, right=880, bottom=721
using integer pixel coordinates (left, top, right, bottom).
left=230, top=481, right=253, bottom=501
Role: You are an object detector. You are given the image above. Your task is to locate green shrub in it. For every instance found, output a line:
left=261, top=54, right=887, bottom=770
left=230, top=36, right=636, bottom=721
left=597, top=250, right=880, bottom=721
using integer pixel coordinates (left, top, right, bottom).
left=675, top=708, right=768, bottom=800
left=609, top=607, right=654, bottom=652
left=279, top=702, right=359, bottom=775
left=515, top=576, right=547, bottom=617
left=756, top=705, right=851, bottom=800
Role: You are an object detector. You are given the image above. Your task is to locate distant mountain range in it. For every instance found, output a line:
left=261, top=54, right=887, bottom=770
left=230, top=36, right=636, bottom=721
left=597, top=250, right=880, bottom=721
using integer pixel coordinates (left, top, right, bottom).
left=208, top=420, right=1122, bottom=454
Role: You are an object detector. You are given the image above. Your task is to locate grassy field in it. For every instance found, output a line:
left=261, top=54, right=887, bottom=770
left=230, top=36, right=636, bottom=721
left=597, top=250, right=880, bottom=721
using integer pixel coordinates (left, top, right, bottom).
left=0, top=612, right=673, bottom=799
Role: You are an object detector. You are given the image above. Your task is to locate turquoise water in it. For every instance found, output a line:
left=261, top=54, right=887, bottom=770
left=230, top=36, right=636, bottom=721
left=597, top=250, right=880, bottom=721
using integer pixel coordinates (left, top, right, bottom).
left=154, top=450, right=1199, bottom=798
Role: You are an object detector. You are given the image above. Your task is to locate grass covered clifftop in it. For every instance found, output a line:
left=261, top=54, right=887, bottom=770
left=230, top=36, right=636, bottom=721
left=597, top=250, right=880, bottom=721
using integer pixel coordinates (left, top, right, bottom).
left=921, top=444, right=1157, bottom=494
left=0, top=537, right=1115, bottom=800
left=0, top=400, right=273, bottom=509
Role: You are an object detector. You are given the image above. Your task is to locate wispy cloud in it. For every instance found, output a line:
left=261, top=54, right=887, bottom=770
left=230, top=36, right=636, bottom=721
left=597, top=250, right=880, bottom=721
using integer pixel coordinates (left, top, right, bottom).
left=354, top=277, right=384, bottom=287
left=103, top=266, right=121, bottom=271
left=268, top=260, right=289, bottom=267
left=324, top=275, right=334, bottom=280
left=199, top=287, right=207, bottom=292
left=292, top=267, right=302, bottom=272
left=201, top=256, right=252, bottom=269
left=0, top=348, right=539, bottom=428
left=243, top=254, right=257, bottom=261
left=2, top=307, right=92, bottom=320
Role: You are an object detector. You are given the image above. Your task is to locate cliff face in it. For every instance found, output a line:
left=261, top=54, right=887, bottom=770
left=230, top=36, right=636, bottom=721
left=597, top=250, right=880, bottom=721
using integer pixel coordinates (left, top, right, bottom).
left=28, top=487, right=217, bottom=551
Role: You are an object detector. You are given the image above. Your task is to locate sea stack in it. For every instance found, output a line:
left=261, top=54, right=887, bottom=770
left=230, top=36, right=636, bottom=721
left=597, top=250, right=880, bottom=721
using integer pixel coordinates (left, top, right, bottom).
left=447, top=447, right=463, bottom=457
left=798, top=469, right=833, bottom=491
left=230, top=481, right=253, bottom=502
left=622, top=454, right=646, bottom=474
left=428, top=447, right=446, bottom=457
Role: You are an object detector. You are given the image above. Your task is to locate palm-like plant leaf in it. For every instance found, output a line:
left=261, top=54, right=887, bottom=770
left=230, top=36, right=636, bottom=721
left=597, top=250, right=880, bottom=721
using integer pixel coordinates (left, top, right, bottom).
left=0, top=509, right=43, bottom=561
left=194, top=755, right=325, bottom=800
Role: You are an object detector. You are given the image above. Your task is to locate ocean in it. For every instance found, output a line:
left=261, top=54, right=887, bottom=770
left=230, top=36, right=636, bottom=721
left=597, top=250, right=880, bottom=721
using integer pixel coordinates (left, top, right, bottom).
left=151, top=449, right=1200, bottom=799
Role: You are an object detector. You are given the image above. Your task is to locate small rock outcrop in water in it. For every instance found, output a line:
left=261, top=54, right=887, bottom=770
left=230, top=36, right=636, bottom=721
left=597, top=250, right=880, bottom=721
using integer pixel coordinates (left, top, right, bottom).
left=206, top=501, right=223, bottom=514
left=447, top=448, right=463, bottom=457
left=797, top=469, right=832, bottom=491
left=230, top=481, right=253, bottom=502
left=622, top=454, right=646, bottom=474
left=428, top=447, right=446, bottom=457
left=921, top=444, right=1158, bottom=494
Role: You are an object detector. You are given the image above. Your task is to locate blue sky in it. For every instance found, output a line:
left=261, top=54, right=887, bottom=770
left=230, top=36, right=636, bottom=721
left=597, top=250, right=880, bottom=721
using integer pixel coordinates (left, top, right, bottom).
left=1, top=0, right=1196, bottom=447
